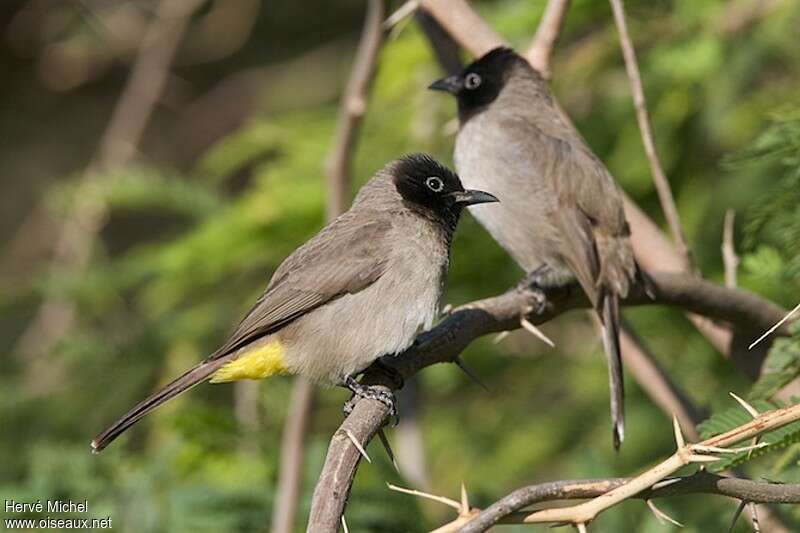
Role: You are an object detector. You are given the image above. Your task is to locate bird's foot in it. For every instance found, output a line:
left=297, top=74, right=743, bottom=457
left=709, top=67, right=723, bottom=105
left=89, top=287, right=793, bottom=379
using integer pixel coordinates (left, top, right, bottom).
left=517, top=265, right=551, bottom=315
left=342, top=375, right=398, bottom=426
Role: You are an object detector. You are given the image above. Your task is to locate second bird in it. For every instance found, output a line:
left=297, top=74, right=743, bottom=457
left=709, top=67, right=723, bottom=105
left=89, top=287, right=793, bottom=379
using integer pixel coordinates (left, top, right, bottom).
left=430, top=47, right=643, bottom=449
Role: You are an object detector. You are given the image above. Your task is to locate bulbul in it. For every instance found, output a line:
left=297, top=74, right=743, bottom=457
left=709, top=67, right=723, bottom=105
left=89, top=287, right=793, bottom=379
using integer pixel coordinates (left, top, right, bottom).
left=430, top=47, right=643, bottom=449
left=91, top=154, right=497, bottom=452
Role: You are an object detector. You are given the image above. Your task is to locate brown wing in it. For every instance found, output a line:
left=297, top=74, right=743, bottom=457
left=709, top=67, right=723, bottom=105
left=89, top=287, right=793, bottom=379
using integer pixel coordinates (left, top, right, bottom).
left=209, top=212, right=391, bottom=359
left=520, top=118, right=635, bottom=305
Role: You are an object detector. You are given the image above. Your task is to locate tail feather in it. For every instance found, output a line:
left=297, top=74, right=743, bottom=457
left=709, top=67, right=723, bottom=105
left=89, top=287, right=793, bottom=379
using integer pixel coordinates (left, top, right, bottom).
left=600, top=294, right=625, bottom=450
left=90, top=358, right=228, bottom=453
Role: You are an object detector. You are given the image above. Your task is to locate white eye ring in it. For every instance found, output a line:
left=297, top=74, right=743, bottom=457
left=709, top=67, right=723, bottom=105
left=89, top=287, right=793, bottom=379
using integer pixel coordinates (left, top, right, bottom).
left=425, top=176, right=444, bottom=192
left=464, top=72, right=482, bottom=90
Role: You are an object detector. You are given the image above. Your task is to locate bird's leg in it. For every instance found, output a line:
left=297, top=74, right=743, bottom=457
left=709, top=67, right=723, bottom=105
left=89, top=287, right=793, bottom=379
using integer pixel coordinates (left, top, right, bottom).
left=517, top=264, right=552, bottom=314
left=342, top=375, right=398, bottom=425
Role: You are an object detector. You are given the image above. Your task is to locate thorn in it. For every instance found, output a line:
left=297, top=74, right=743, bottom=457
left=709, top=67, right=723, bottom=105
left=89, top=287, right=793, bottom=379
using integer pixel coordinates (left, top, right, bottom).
left=387, top=483, right=461, bottom=510
left=748, top=301, right=800, bottom=350
left=673, top=414, right=686, bottom=449
left=344, top=429, right=371, bottom=463
left=341, top=515, right=349, bottom=533
left=729, top=392, right=760, bottom=418
left=652, top=477, right=682, bottom=490
left=576, top=523, right=588, bottom=533
left=460, top=482, right=470, bottom=515
left=692, top=443, right=768, bottom=455
left=377, top=429, right=399, bottom=472
left=727, top=500, right=746, bottom=533
left=728, top=394, right=762, bottom=459
left=493, top=331, right=510, bottom=344
left=383, top=0, right=419, bottom=30
left=441, top=303, right=453, bottom=316
left=749, top=502, right=761, bottom=533
left=454, top=357, right=489, bottom=391
left=646, top=499, right=685, bottom=527
left=520, top=317, right=555, bottom=347
left=689, top=454, right=721, bottom=463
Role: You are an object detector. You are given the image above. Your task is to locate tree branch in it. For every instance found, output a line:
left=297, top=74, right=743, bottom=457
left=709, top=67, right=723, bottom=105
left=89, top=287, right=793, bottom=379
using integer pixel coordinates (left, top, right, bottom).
left=306, top=271, right=790, bottom=531
left=458, top=472, right=800, bottom=532
left=525, top=0, right=571, bottom=79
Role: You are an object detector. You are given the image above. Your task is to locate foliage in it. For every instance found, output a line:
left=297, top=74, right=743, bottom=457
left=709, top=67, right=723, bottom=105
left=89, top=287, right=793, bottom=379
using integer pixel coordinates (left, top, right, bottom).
left=2, top=1, right=800, bottom=532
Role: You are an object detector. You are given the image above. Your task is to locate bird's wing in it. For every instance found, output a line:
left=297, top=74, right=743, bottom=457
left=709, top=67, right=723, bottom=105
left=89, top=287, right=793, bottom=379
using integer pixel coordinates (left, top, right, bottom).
left=519, top=119, right=635, bottom=304
left=210, top=212, right=391, bottom=359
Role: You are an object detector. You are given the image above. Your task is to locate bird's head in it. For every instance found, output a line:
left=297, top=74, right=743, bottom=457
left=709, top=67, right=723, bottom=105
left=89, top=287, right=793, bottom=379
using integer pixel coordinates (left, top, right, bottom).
left=428, top=47, right=524, bottom=119
left=392, top=154, right=497, bottom=219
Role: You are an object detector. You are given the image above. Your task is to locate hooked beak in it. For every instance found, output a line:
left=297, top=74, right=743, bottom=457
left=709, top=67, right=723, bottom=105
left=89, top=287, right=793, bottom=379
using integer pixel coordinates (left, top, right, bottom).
left=428, top=75, right=463, bottom=94
left=447, top=189, right=499, bottom=207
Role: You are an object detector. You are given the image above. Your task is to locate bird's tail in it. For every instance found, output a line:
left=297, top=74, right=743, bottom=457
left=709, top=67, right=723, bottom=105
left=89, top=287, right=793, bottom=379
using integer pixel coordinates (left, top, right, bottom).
left=90, top=358, right=228, bottom=453
left=600, top=293, right=625, bottom=451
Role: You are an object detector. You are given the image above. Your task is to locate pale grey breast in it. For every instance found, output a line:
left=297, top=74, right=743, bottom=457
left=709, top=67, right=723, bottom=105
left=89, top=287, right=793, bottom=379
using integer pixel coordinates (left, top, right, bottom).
left=455, top=108, right=562, bottom=272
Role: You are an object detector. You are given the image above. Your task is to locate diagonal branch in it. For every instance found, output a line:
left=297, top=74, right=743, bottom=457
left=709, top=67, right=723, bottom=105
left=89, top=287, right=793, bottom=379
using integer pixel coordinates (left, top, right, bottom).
left=525, top=0, right=571, bottom=79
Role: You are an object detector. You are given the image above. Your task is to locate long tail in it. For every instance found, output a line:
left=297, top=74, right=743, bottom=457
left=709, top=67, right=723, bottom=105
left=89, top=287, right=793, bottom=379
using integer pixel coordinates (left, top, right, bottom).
left=599, top=294, right=625, bottom=451
left=91, top=358, right=228, bottom=453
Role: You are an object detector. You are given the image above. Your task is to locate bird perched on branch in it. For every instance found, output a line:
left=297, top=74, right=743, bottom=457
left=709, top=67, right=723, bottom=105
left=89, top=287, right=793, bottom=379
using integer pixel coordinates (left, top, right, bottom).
left=430, top=47, right=647, bottom=450
left=91, top=154, right=497, bottom=452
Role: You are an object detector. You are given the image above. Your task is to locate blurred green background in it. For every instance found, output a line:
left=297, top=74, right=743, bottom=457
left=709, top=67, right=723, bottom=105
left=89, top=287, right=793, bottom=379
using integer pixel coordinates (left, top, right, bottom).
left=1, top=0, right=799, bottom=531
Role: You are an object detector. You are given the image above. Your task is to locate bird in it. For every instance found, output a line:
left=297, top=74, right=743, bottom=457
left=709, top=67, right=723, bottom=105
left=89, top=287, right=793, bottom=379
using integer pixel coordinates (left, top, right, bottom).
left=429, top=47, right=646, bottom=449
left=90, top=154, right=497, bottom=452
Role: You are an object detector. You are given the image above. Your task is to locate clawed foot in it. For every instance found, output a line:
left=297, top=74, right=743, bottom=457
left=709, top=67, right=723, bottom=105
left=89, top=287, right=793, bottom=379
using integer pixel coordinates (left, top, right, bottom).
left=516, top=264, right=550, bottom=315
left=342, top=375, right=398, bottom=425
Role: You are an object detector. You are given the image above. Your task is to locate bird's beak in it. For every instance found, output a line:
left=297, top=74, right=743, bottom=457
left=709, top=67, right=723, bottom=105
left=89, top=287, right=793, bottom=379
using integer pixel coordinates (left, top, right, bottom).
left=447, top=189, right=499, bottom=206
left=428, top=75, right=463, bottom=94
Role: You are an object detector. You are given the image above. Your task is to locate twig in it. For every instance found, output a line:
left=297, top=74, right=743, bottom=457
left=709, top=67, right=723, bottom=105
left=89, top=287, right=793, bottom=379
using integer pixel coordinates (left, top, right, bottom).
left=525, top=0, right=571, bottom=79
left=608, top=0, right=691, bottom=269
left=273, top=3, right=387, bottom=532
left=384, top=0, right=418, bottom=30
left=519, top=403, right=800, bottom=526
left=722, top=209, right=739, bottom=288
left=452, top=470, right=800, bottom=532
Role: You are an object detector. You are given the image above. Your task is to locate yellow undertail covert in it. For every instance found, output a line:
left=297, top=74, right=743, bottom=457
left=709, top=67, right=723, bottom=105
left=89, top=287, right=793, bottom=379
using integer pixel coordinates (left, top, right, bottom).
left=210, top=340, right=289, bottom=382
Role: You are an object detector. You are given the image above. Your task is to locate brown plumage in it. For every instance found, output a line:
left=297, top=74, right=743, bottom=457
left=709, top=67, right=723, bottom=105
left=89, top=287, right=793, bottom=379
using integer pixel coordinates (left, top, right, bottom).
left=431, top=47, right=644, bottom=449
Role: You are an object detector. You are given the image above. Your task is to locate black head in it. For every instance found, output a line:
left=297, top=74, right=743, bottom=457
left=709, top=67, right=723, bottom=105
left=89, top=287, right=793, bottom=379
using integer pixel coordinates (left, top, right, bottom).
left=428, top=47, right=523, bottom=119
left=392, top=154, right=497, bottom=220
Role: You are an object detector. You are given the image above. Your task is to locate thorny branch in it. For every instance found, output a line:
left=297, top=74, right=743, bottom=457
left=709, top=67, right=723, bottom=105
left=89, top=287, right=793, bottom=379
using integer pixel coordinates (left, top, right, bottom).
left=306, top=271, right=791, bottom=531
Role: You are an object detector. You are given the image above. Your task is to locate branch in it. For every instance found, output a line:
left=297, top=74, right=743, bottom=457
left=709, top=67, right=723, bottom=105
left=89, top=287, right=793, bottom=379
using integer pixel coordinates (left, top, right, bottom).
left=418, top=0, right=508, bottom=57
left=306, top=271, right=790, bottom=531
left=525, top=0, right=571, bottom=79
left=275, top=3, right=387, bottom=532
left=608, top=0, right=691, bottom=268
left=456, top=472, right=800, bottom=532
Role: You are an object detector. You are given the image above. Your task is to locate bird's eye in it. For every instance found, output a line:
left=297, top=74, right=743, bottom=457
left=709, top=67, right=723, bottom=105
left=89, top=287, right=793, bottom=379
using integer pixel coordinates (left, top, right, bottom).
left=464, top=73, right=482, bottom=90
left=425, top=176, right=444, bottom=192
